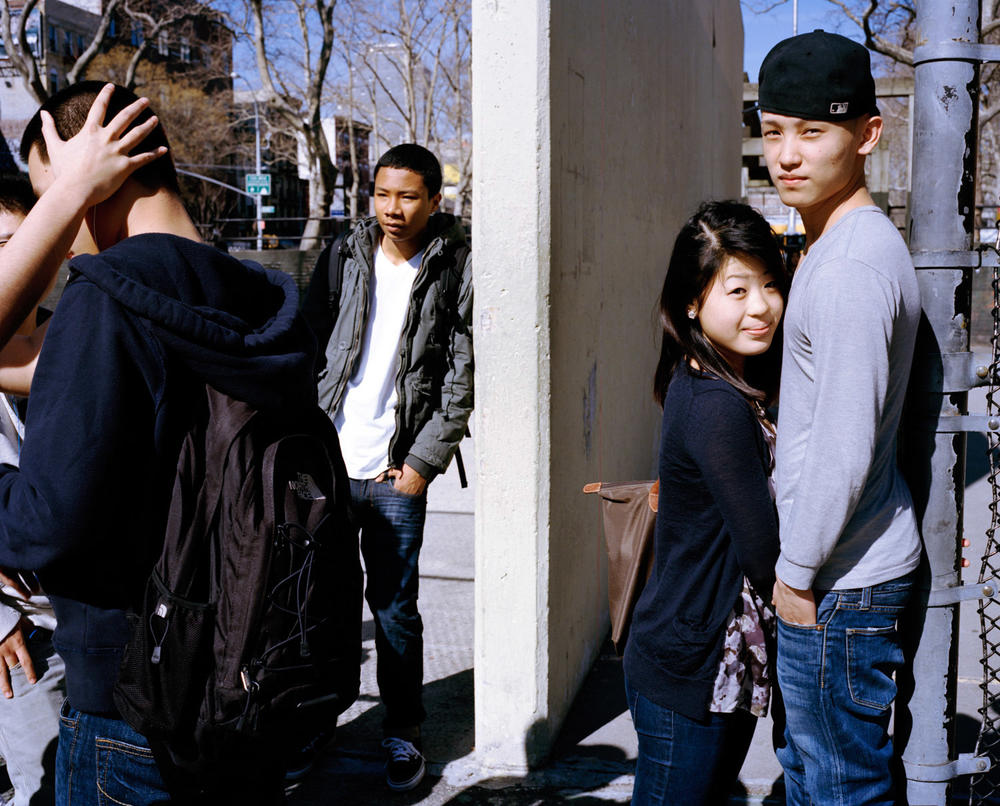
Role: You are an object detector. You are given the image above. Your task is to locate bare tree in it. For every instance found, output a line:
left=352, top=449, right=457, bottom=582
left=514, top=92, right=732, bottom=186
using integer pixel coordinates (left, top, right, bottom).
left=341, top=0, right=470, bottom=213
left=741, top=0, right=793, bottom=12
left=110, top=0, right=209, bottom=89
left=1, top=0, right=122, bottom=103
left=227, top=0, right=338, bottom=251
left=85, top=19, right=247, bottom=236
left=344, top=47, right=362, bottom=221
left=355, top=0, right=461, bottom=149
left=438, top=0, right=471, bottom=216
left=0, top=0, right=226, bottom=104
left=810, top=1, right=1000, bottom=215
left=819, top=0, right=915, bottom=64
left=328, top=0, right=364, bottom=222
left=219, top=0, right=470, bottom=241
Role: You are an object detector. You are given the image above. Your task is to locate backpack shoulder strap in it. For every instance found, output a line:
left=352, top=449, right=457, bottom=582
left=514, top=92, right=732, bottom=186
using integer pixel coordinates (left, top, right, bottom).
left=327, top=233, right=350, bottom=315
left=441, top=241, right=471, bottom=489
left=435, top=241, right=470, bottom=323
left=445, top=242, right=470, bottom=301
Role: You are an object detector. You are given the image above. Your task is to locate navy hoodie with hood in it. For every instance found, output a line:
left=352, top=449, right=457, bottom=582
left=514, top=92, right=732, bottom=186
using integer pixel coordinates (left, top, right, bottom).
left=0, top=233, right=317, bottom=714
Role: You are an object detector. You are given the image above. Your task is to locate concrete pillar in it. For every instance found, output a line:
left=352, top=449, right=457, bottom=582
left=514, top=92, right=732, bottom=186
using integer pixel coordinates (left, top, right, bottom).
left=472, top=0, right=743, bottom=770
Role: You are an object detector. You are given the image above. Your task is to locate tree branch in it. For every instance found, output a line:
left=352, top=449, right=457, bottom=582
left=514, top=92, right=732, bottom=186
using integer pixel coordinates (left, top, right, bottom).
left=823, top=0, right=913, bottom=64
left=66, top=0, right=121, bottom=84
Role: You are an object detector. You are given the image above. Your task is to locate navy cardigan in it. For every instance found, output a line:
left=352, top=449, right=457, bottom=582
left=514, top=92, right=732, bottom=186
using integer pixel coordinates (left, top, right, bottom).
left=623, top=364, right=779, bottom=721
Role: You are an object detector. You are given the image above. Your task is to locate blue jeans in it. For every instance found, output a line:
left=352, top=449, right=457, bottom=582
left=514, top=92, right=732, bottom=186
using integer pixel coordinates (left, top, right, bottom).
left=0, top=628, right=64, bottom=806
left=56, top=701, right=169, bottom=806
left=56, top=701, right=286, bottom=805
left=624, top=677, right=757, bottom=805
left=776, top=571, right=915, bottom=806
left=350, top=476, right=427, bottom=732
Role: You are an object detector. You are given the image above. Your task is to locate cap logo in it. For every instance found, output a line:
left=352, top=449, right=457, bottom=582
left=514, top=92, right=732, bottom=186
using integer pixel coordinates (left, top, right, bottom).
left=830, top=102, right=849, bottom=115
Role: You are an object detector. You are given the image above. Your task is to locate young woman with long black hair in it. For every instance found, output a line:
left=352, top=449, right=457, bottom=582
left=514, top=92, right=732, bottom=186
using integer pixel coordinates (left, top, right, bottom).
left=623, top=200, right=789, bottom=805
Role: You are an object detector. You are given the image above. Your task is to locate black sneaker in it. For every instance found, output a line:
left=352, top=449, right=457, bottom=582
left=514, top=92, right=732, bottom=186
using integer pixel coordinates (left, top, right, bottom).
left=381, top=736, right=425, bottom=792
left=284, top=728, right=336, bottom=782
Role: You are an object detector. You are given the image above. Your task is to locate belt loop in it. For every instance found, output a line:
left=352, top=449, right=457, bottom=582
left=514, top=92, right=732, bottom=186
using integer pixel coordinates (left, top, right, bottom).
left=860, top=585, right=872, bottom=610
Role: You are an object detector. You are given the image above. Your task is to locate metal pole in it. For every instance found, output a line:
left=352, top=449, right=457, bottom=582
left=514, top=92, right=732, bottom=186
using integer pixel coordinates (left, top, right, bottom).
left=231, top=72, right=264, bottom=251
left=253, top=95, right=262, bottom=251
left=902, top=1, right=981, bottom=803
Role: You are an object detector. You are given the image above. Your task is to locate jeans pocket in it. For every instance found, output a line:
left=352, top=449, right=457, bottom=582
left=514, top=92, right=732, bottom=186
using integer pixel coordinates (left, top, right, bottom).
left=96, top=736, right=161, bottom=806
left=631, top=690, right=674, bottom=740
left=776, top=614, right=821, bottom=630
left=58, top=698, right=78, bottom=730
left=846, top=625, right=901, bottom=712
left=385, top=477, right=425, bottom=500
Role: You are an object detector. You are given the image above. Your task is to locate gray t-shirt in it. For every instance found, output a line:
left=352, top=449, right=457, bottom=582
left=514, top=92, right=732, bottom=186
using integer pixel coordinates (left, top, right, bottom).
left=0, top=394, right=56, bottom=636
left=774, top=206, right=922, bottom=591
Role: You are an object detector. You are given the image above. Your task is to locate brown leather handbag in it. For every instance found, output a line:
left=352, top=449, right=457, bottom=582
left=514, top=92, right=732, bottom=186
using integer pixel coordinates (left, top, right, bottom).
left=583, top=479, right=658, bottom=656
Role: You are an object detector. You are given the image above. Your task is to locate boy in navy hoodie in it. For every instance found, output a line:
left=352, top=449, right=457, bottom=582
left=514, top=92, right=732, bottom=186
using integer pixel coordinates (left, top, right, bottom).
left=0, top=82, right=316, bottom=804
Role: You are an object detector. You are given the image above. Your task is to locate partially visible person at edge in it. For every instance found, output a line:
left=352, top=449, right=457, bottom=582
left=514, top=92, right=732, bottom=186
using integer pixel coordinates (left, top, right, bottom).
left=759, top=30, right=922, bottom=806
left=0, top=81, right=317, bottom=804
left=300, top=143, right=473, bottom=792
left=0, top=176, right=63, bottom=806
left=622, top=200, right=787, bottom=805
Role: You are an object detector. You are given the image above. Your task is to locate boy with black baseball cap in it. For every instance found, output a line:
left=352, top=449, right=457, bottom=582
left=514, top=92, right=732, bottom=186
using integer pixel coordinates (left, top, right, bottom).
left=760, top=31, right=922, bottom=805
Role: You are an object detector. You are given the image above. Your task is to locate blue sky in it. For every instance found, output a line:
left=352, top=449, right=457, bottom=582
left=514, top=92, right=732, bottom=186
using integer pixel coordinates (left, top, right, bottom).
left=742, top=0, right=865, bottom=81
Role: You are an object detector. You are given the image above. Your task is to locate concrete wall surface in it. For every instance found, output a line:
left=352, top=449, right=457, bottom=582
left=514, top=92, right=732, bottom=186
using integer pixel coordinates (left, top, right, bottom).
left=472, top=0, right=743, bottom=771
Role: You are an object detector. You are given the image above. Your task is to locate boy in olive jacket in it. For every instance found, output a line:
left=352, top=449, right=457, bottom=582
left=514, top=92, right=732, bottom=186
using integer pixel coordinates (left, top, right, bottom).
left=302, top=143, right=473, bottom=792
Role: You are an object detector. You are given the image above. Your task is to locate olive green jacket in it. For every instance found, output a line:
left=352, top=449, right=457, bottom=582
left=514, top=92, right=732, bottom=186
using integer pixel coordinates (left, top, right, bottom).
left=303, top=213, right=473, bottom=481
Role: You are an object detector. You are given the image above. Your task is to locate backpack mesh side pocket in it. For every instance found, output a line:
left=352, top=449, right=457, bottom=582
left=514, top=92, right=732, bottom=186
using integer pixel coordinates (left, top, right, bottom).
left=115, top=570, right=216, bottom=749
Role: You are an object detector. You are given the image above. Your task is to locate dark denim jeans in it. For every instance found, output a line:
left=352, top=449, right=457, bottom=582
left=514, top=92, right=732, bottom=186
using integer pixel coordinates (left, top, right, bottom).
left=350, top=476, right=428, bottom=732
left=624, top=676, right=758, bottom=805
left=56, top=700, right=286, bottom=805
left=56, top=701, right=169, bottom=806
left=776, top=571, right=916, bottom=806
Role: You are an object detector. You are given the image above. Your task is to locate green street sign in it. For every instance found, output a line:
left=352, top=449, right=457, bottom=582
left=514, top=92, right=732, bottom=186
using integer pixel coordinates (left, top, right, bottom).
left=245, top=173, right=271, bottom=195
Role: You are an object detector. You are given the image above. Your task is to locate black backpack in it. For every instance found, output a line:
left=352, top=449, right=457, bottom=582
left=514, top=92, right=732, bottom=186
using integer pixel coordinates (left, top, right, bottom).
left=113, top=384, right=362, bottom=773
left=323, top=233, right=472, bottom=487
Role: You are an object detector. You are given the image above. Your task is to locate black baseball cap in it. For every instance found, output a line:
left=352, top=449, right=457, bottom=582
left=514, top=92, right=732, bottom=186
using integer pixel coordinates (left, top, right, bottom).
left=758, top=30, right=879, bottom=121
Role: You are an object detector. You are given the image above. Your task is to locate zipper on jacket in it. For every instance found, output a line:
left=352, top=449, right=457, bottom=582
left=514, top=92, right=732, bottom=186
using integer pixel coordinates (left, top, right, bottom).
left=328, top=233, right=372, bottom=412
left=387, top=237, right=446, bottom=468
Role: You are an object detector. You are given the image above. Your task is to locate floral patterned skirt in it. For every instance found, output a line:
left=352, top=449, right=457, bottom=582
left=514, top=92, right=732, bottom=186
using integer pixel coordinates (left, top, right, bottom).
left=709, top=578, right=776, bottom=717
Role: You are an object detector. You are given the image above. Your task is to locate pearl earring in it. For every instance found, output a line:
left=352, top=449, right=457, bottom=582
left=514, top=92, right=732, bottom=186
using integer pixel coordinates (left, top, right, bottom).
left=687, top=309, right=697, bottom=319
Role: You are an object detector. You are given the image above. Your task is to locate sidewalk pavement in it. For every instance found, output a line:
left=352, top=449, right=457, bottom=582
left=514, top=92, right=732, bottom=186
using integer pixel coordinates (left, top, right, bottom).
left=288, top=402, right=997, bottom=804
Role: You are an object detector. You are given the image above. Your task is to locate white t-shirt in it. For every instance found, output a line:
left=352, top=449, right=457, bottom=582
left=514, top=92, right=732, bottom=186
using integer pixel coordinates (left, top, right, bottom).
left=335, top=243, right=423, bottom=479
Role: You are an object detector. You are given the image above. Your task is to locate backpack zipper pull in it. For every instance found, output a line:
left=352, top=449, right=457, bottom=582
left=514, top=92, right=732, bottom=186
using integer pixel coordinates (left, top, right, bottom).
left=236, top=665, right=258, bottom=731
left=150, top=600, right=171, bottom=664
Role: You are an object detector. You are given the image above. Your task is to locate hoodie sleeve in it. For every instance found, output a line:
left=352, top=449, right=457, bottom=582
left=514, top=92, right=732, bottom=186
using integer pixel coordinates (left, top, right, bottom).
left=405, top=249, right=474, bottom=481
left=0, top=277, right=160, bottom=575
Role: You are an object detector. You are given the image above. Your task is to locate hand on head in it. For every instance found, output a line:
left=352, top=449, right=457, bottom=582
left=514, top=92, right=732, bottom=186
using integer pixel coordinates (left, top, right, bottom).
left=39, top=83, right=168, bottom=209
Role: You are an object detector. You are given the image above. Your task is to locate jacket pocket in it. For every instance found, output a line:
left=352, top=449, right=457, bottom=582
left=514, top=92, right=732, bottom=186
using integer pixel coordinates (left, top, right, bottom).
left=654, top=616, right=725, bottom=676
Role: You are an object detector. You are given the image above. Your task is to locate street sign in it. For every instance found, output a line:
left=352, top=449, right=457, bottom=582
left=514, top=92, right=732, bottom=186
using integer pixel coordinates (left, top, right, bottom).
left=261, top=205, right=276, bottom=214
left=245, top=173, right=271, bottom=195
